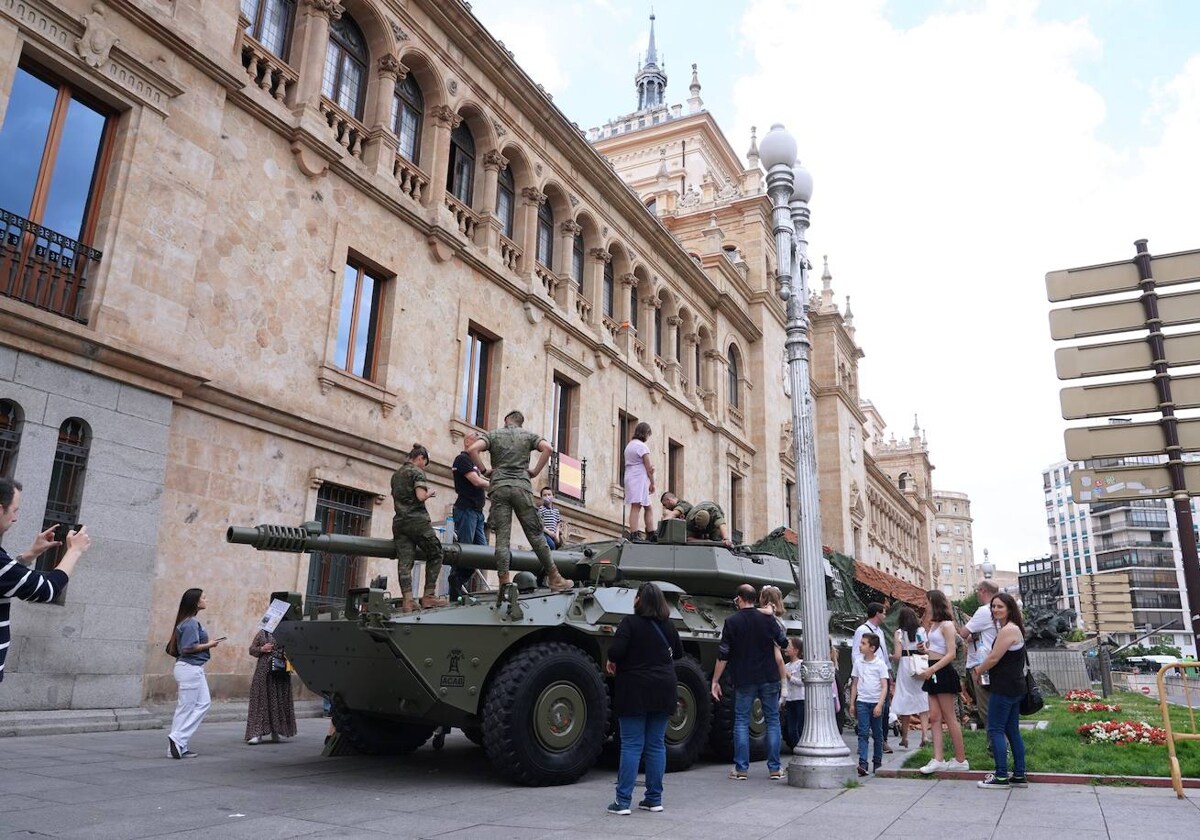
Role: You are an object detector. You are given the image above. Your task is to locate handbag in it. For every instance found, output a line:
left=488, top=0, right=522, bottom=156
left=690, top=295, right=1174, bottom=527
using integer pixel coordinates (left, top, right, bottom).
left=1019, top=650, right=1044, bottom=715
left=907, top=652, right=929, bottom=678
left=270, top=652, right=290, bottom=677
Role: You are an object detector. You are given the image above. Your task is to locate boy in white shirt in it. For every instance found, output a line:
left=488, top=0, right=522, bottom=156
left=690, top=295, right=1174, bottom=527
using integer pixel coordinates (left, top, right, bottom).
left=849, top=633, right=889, bottom=776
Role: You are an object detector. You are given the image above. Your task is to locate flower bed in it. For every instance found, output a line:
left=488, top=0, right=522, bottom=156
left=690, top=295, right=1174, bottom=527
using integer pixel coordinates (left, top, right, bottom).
left=1065, top=689, right=1101, bottom=701
left=1077, top=719, right=1167, bottom=746
left=1069, top=702, right=1122, bottom=713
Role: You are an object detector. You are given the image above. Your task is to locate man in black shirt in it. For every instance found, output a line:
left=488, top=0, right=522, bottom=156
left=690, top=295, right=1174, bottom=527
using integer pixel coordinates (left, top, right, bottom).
left=449, top=431, right=489, bottom=601
left=711, top=584, right=786, bottom=780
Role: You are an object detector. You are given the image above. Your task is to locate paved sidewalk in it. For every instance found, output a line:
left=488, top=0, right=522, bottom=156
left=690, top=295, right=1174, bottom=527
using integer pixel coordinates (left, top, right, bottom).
left=0, top=717, right=1197, bottom=839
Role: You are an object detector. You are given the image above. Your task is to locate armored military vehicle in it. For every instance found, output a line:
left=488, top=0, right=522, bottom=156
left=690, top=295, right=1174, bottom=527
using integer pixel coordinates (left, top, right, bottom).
left=227, top=518, right=800, bottom=786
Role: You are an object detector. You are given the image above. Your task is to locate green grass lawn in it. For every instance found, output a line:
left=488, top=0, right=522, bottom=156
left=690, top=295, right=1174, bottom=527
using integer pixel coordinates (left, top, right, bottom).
left=900, top=690, right=1200, bottom=779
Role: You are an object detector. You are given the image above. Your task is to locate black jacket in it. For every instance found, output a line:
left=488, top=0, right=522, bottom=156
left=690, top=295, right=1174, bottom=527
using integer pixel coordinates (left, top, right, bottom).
left=608, top=615, right=683, bottom=716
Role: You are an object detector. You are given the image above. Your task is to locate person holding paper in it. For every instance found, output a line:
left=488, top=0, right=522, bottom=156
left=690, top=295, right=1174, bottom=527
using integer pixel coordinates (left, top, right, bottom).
left=244, top=615, right=296, bottom=745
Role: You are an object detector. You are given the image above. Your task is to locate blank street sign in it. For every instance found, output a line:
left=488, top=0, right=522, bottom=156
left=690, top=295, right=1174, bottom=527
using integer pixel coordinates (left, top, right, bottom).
left=1055, top=330, right=1200, bottom=379
left=1070, top=465, right=1172, bottom=502
left=1046, top=248, right=1200, bottom=302
left=1065, top=418, right=1200, bottom=460
left=1059, top=374, right=1200, bottom=419
left=1049, top=287, right=1200, bottom=340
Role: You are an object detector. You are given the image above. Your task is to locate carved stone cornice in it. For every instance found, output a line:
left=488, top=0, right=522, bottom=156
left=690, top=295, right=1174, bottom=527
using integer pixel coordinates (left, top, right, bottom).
left=667, top=315, right=682, bottom=327
left=683, top=331, right=699, bottom=345
left=378, top=54, right=407, bottom=79
left=589, top=248, right=612, bottom=263
left=521, top=187, right=547, bottom=206
left=430, top=104, right=463, bottom=128
left=481, top=150, right=508, bottom=170
left=619, top=273, right=637, bottom=288
left=650, top=297, right=663, bottom=310
left=304, top=0, right=344, bottom=21
left=560, top=220, right=582, bottom=236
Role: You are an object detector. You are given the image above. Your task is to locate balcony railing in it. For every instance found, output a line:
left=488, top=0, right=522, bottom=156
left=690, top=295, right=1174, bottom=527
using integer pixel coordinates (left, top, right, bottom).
left=239, top=35, right=297, bottom=102
left=444, top=193, right=478, bottom=239
left=392, top=155, right=429, bottom=204
left=498, top=235, right=522, bottom=272
left=318, top=97, right=369, bottom=159
left=0, top=209, right=100, bottom=324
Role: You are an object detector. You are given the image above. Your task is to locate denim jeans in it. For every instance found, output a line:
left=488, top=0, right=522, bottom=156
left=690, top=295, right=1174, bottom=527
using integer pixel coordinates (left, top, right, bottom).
left=784, top=699, right=805, bottom=750
left=856, top=700, right=884, bottom=768
left=986, top=692, right=1026, bottom=779
left=733, top=681, right=782, bottom=773
left=615, top=712, right=669, bottom=808
left=450, top=506, right=487, bottom=599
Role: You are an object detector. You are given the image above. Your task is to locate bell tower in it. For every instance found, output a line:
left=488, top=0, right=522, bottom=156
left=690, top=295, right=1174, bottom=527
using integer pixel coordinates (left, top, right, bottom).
left=635, top=12, right=667, bottom=111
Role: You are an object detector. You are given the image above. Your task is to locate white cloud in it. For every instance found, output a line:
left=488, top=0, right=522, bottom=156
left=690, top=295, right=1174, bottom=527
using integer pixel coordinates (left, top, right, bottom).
left=732, top=0, right=1200, bottom=568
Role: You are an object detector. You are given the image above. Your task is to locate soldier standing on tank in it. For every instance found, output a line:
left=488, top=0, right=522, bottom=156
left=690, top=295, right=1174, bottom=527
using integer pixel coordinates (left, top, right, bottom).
left=391, top=443, right=450, bottom=612
left=467, top=411, right=572, bottom=594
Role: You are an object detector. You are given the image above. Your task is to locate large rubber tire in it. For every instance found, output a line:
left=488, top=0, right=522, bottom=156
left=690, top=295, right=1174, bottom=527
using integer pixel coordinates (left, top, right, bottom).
left=330, top=701, right=436, bottom=756
left=665, top=657, right=712, bottom=772
left=482, top=642, right=608, bottom=786
left=707, top=675, right=768, bottom=762
left=462, top=726, right=485, bottom=746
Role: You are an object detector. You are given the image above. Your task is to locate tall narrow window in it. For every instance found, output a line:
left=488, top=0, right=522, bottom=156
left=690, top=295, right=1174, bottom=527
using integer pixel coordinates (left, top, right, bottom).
left=0, top=64, right=113, bottom=322
left=308, top=483, right=372, bottom=608
left=668, top=439, right=683, bottom=496
left=603, top=260, right=615, bottom=318
left=674, top=321, right=682, bottom=361
left=496, top=164, right=515, bottom=238
left=630, top=284, right=639, bottom=332
left=447, top=121, right=475, bottom=205
left=695, top=343, right=702, bottom=386
left=571, top=231, right=584, bottom=284
left=551, top=375, right=577, bottom=456
left=459, top=326, right=494, bottom=427
left=392, top=74, right=424, bottom=164
left=38, top=418, right=90, bottom=570
left=727, top=344, right=741, bottom=409
left=730, top=472, right=742, bottom=541
left=0, top=400, right=23, bottom=478
left=653, top=304, right=663, bottom=357
left=241, top=0, right=295, bottom=59
left=617, top=410, right=638, bottom=487
left=334, top=261, right=384, bottom=380
left=536, top=201, right=554, bottom=267
left=322, top=14, right=367, bottom=119
left=784, top=480, right=795, bottom=532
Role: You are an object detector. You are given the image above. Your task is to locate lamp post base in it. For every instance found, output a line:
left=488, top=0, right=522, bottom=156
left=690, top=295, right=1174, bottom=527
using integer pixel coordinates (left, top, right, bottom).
left=787, top=752, right=858, bottom=789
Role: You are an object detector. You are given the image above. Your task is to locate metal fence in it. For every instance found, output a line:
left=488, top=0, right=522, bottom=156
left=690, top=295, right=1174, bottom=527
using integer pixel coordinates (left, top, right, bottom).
left=1027, top=648, right=1092, bottom=692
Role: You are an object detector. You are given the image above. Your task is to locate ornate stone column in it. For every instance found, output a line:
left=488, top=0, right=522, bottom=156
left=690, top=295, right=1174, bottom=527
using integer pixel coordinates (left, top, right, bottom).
left=682, top=331, right=699, bottom=395
left=293, top=0, right=343, bottom=112
left=665, top=314, right=683, bottom=387
left=587, top=247, right=612, bottom=329
left=478, top=150, right=508, bottom=251
left=558, top=219, right=582, bottom=311
left=425, top=103, right=462, bottom=211
left=365, top=55, right=406, bottom=176
left=520, top=186, right=547, bottom=278
left=619, top=273, right=638, bottom=357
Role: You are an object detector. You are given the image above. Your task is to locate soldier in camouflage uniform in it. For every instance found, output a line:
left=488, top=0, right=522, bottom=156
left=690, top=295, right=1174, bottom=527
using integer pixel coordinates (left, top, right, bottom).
left=659, top=492, right=693, bottom=521
left=391, top=443, right=449, bottom=612
left=467, top=411, right=572, bottom=593
left=661, top=493, right=732, bottom=547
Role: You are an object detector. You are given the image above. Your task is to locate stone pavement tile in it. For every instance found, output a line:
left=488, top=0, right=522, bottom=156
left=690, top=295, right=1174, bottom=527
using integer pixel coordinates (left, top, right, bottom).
left=283, top=831, right=394, bottom=840
left=759, top=814, right=896, bottom=840
left=353, top=812, right=477, bottom=838
left=642, top=818, right=781, bottom=840
left=0, top=801, right=235, bottom=840
left=569, top=815, right=671, bottom=837
left=874, top=817, right=995, bottom=840
left=0, top=792, right=57, bottom=814
left=699, top=794, right=827, bottom=827
left=124, top=816, right=333, bottom=840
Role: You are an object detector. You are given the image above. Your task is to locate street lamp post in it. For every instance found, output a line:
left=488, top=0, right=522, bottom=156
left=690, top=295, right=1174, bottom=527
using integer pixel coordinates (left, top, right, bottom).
left=760, top=123, right=856, bottom=788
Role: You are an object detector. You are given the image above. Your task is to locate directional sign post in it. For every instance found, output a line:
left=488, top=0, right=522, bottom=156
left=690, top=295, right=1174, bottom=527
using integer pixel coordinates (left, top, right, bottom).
left=1047, top=240, right=1200, bottom=652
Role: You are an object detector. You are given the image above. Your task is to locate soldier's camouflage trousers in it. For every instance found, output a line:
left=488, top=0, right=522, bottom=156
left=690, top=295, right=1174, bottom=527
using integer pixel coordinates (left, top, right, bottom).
left=488, top=485, right=554, bottom=577
left=392, top=516, right=443, bottom=598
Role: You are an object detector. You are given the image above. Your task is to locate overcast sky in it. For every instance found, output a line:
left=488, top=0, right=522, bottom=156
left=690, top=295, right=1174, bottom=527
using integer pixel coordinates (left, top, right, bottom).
left=470, top=0, right=1200, bottom=571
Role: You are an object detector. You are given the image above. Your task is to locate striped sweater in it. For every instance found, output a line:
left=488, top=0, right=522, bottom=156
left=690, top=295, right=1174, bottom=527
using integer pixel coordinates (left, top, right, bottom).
left=0, top=547, right=69, bottom=681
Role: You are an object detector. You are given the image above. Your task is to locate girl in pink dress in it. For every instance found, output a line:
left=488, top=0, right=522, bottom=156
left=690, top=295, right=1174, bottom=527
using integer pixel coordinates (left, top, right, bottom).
left=623, top=422, right=656, bottom=539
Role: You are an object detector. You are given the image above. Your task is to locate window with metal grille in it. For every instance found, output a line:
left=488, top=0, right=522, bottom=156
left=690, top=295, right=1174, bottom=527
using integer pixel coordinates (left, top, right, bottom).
left=654, top=304, right=663, bottom=357
left=321, top=14, right=367, bottom=119
left=307, top=482, right=372, bottom=609
left=447, top=121, right=475, bottom=205
left=496, top=164, right=515, bottom=238
left=727, top=344, right=741, bottom=409
left=571, top=231, right=584, bottom=284
left=630, top=284, right=639, bottom=332
left=240, top=0, right=294, bottom=59
left=0, top=399, right=22, bottom=478
left=603, top=260, right=614, bottom=318
left=536, top=201, right=554, bottom=267
left=37, top=417, right=90, bottom=570
left=392, top=73, right=424, bottom=164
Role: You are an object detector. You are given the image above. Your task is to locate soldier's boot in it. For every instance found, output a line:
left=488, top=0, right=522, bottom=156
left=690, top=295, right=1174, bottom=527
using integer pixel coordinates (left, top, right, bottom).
left=495, top=572, right=512, bottom=605
left=546, top=567, right=573, bottom=592
left=400, top=596, right=418, bottom=613
left=419, top=593, right=449, bottom=609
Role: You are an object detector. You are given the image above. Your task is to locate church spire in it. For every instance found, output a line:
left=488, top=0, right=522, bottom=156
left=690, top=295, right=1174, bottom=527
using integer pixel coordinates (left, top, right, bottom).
left=635, top=11, right=668, bottom=111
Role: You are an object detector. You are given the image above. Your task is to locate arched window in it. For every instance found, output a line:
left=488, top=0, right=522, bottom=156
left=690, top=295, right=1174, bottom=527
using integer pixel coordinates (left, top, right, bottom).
left=241, top=0, right=295, bottom=59
left=645, top=196, right=657, bottom=215
left=392, top=74, right=424, bottom=164
left=695, top=343, right=702, bottom=385
left=654, top=304, right=663, bottom=357
left=674, top=320, right=682, bottom=361
left=38, top=417, right=90, bottom=570
left=496, top=164, right=515, bottom=238
left=536, top=201, right=554, bottom=267
left=630, top=284, right=639, bottom=332
left=899, top=472, right=911, bottom=491
left=572, top=231, right=584, bottom=284
left=322, top=14, right=368, bottom=119
left=447, top=121, right=475, bottom=205
left=728, top=344, right=741, bottom=409
left=0, top=399, right=23, bottom=478
left=603, top=260, right=614, bottom=318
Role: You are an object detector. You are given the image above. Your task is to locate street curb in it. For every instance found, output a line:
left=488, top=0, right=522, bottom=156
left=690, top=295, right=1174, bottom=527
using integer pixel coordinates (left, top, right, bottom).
left=874, top=768, right=1200, bottom=788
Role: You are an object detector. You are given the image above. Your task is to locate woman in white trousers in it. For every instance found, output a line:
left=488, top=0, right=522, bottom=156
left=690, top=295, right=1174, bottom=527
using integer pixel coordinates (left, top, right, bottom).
left=165, top=588, right=222, bottom=758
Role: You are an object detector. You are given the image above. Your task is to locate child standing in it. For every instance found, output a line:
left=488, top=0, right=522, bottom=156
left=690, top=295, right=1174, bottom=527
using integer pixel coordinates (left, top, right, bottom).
left=782, top=638, right=805, bottom=750
left=849, top=633, right=889, bottom=776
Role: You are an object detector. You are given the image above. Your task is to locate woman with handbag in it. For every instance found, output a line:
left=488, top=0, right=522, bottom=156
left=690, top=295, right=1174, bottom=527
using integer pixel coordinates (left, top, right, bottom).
left=604, top=582, right=683, bottom=815
left=973, top=592, right=1028, bottom=789
left=244, top=624, right=297, bottom=745
left=890, top=607, right=929, bottom=748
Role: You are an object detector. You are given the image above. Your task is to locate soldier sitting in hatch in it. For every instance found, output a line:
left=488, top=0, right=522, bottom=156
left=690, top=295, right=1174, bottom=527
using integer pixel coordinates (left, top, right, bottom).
left=660, top=493, right=734, bottom=547
left=391, top=443, right=450, bottom=612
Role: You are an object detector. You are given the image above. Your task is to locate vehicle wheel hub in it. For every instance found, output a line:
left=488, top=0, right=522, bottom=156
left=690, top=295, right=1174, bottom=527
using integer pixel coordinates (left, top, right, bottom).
left=667, top=684, right=696, bottom=744
left=534, top=681, right=585, bottom=752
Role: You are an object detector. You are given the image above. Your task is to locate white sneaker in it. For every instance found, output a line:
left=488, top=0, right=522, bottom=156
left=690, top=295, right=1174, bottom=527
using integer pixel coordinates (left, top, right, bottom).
left=919, top=759, right=947, bottom=775
left=945, top=759, right=970, bottom=771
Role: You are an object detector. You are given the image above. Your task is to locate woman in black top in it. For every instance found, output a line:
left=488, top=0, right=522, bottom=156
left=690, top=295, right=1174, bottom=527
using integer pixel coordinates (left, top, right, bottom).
left=975, top=592, right=1028, bottom=789
left=604, top=582, right=683, bottom=815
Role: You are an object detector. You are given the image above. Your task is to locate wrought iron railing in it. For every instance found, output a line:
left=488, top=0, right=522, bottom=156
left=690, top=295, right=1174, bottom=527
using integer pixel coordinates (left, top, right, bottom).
left=0, top=208, right=101, bottom=323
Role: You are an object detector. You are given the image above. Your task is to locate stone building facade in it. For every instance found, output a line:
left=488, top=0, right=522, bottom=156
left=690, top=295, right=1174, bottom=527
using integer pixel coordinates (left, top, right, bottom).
left=932, top=490, right=975, bottom=599
left=0, top=1, right=955, bottom=708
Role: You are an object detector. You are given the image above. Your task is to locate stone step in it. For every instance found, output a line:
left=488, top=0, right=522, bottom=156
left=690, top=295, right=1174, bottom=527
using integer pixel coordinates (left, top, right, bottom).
left=0, top=700, right=325, bottom=738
